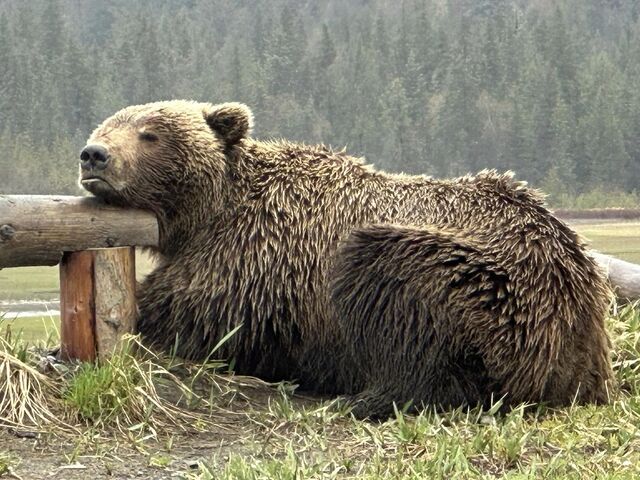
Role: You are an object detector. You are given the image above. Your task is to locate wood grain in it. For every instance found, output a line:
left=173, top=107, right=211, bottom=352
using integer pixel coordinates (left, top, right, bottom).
left=59, top=250, right=96, bottom=361
left=0, top=195, right=158, bottom=268
left=94, top=247, right=137, bottom=359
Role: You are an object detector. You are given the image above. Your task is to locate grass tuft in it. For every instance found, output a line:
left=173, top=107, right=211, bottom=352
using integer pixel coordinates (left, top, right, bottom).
left=0, top=332, right=257, bottom=438
left=610, top=301, right=640, bottom=395
left=0, top=333, right=65, bottom=430
left=0, top=451, right=23, bottom=479
left=61, top=335, right=221, bottom=434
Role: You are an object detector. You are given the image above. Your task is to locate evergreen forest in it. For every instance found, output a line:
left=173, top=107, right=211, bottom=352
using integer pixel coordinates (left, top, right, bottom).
left=1, top=0, right=639, bottom=206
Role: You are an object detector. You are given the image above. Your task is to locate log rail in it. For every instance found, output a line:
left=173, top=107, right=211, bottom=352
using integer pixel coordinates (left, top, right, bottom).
left=0, top=195, right=157, bottom=267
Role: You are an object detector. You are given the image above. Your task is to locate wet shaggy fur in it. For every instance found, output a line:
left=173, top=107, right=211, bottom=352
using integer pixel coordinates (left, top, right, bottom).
left=80, top=100, right=614, bottom=418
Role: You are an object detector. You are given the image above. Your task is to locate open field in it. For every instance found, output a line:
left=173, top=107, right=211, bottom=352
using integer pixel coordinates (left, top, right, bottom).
left=575, top=221, right=640, bottom=264
left=0, top=315, right=59, bottom=343
left=0, top=252, right=156, bottom=302
left=0, top=265, right=59, bottom=302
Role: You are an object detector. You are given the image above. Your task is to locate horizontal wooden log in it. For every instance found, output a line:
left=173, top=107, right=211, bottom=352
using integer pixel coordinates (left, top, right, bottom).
left=0, top=195, right=158, bottom=268
left=591, top=252, right=640, bottom=302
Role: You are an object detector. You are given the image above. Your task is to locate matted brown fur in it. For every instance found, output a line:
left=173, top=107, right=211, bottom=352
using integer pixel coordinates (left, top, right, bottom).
left=80, top=100, right=613, bottom=418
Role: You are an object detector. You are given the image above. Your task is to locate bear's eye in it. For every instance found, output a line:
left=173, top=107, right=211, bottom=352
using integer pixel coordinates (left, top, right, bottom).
left=139, top=131, right=159, bottom=142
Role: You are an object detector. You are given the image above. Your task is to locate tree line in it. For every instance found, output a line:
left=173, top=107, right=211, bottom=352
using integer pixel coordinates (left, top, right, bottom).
left=1, top=0, right=639, bottom=207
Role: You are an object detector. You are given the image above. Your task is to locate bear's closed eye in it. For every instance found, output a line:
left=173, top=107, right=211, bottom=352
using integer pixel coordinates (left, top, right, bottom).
left=139, top=131, right=159, bottom=142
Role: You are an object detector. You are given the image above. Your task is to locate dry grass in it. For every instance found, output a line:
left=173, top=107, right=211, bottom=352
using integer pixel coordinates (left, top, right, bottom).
left=0, top=335, right=64, bottom=431
left=0, top=333, right=268, bottom=440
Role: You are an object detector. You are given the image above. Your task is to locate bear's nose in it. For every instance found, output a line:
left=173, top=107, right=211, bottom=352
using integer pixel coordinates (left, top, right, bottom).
left=80, top=144, right=110, bottom=171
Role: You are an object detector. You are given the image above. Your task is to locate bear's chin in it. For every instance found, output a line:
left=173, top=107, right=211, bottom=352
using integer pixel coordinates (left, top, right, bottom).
left=81, top=178, right=124, bottom=204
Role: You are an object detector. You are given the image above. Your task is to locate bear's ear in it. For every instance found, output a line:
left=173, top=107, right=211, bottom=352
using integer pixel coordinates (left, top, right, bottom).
left=204, top=102, right=253, bottom=146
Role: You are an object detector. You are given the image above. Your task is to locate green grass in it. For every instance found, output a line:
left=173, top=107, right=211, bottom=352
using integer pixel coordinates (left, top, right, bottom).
left=0, top=451, right=15, bottom=476
left=0, top=333, right=218, bottom=436
left=1, top=305, right=640, bottom=478
left=61, top=337, right=208, bottom=432
left=0, top=266, right=59, bottom=302
left=0, top=315, right=59, bottom=343
left=183, top=305, right=640, bottom=479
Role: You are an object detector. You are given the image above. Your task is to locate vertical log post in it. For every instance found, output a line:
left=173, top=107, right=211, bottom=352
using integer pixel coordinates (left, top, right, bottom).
left=59, top=247, right=136, bottom=362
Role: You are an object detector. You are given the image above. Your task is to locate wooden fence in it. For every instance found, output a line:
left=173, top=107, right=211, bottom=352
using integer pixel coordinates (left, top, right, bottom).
left=0, top=195, right=158, bottom=361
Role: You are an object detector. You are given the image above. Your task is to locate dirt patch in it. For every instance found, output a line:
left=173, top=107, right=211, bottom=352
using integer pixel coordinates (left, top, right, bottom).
left=0, top=427, right=260, bottom=479
left=0, top=380, right=320, bottom=479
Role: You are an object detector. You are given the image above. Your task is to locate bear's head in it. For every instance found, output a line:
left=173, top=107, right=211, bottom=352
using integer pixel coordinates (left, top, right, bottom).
left=79, top=100, right=253, bottom=212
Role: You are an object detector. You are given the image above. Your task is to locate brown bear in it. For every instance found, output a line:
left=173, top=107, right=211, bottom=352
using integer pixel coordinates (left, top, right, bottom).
left=79, top=100, right=613, bottom=418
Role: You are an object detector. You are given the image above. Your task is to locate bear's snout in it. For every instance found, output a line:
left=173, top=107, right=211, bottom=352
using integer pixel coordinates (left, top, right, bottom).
left=80, top=144, right=111, bottom=171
